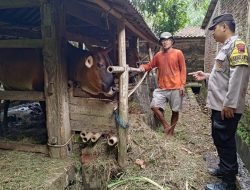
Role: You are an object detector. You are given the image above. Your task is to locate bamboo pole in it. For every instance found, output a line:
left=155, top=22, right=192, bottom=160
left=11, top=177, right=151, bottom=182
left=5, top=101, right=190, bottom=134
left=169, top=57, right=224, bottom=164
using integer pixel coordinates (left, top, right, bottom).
left=117, top=20, right=128, bottom=168
left=82, top=132, right=93, bottom=143
left=107, top=136, right=118, bottom=146
left=91, top=133, right=102, bottom=143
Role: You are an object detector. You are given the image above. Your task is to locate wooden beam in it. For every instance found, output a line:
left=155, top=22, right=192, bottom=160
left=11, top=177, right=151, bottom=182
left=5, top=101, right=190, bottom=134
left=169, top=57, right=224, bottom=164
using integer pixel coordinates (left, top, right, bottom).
left=0, top=27, right=41, bottom=39
left=0, top=140, right=49, bottom=155
left=117, top=21, right=128, bottom=168
left=70, top=120, right=116, bottom=134
left=86, top=0, right=156, bottom=44
left=0, top=0, right=41, bottom=9
left=0, top=91, right=45, bottom=101
left=0, top=39, right=43, bottom=48
left=41, top=0, right=71, bottom=158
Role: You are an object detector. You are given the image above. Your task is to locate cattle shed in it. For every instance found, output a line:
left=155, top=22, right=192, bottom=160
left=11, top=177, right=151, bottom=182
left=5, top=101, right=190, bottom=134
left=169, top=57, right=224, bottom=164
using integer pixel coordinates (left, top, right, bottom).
left=0, top=0, right=158, bottom=164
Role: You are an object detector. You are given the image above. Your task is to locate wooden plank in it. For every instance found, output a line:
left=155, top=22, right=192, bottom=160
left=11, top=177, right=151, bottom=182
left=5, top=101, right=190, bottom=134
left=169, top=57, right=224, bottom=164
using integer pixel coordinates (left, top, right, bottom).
left=0, top=27, right=41, bottom=39
left=0, top=0, right=41, bottom=9
left=70, top=120, right=116, bottom=134
left=70, top=113, right=115, bottom=124
left=117, top=21, right=128, bottom=167
left=69, top=97, right=116, bottom=110
left=69, top=94, right=115, bottom=105
left=0, top=140, right=49, bottom=155
left=69, top=104, right=114, bottom=117
left=0, top=39, right=43, bottom=48
left=0, top=91, right=45, bottom=101
left=41, top=0, right=71, bottom=158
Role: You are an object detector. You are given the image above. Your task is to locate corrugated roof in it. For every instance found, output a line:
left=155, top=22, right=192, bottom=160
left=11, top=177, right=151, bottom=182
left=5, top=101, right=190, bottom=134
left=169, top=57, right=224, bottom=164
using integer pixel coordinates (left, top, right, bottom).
left=175, top=27, right=205, bottom=38
left=0, top=0, right=159, bottom=45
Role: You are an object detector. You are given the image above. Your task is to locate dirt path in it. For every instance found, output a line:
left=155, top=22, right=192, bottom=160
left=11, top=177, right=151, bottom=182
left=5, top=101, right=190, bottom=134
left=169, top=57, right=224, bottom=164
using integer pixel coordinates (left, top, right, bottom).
left=110, top=89, right=218, bottom=190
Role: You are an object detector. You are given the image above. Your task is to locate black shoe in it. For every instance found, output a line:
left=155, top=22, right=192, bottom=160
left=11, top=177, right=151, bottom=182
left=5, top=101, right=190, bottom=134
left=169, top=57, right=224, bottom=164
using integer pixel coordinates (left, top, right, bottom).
left=208, top=168, right=224, bottom=178
left=205, top=182, right=236, bottom=190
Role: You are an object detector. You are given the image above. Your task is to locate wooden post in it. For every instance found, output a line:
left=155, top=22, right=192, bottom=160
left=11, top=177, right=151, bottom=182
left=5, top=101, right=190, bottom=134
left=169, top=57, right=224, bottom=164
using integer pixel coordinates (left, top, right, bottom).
left=40, top=0, right=71, bottom=158
left=148, top=45, right=158, bottom=87
left=117, top=21, right=128, bottom=167
left=148, top=44, right=161, bottom=128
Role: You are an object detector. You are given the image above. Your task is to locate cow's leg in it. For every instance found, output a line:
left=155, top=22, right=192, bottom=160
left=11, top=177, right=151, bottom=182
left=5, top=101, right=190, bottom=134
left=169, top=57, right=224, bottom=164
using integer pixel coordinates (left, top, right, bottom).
left=3, top=100, right=10, bottom=129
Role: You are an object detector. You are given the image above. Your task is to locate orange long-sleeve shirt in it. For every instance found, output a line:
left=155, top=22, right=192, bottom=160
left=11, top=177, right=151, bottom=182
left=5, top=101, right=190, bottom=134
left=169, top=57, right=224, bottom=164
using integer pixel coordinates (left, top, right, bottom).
left=141, top=48, right=186, bottom=89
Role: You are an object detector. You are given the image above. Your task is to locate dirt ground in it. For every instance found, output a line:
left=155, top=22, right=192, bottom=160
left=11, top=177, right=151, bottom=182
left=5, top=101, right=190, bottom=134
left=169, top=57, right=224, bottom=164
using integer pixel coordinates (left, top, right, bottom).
left=108, top=88, right=250, bottom=190
left=107, top=88, right=217, bottom=190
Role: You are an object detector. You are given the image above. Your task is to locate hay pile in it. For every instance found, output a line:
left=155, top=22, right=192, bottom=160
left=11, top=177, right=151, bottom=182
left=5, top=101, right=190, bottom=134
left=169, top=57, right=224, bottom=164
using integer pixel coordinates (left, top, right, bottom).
left=108, top=90, right=217, bottom=190
left=0, top=150, right=77, bottom=190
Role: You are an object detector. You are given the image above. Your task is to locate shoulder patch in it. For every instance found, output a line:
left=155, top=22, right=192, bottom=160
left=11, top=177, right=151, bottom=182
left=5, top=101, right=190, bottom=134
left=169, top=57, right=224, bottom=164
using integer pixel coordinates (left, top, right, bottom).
left=236, top=43, right=246, bottom=53
left=229, top=40, right=249, bottom=67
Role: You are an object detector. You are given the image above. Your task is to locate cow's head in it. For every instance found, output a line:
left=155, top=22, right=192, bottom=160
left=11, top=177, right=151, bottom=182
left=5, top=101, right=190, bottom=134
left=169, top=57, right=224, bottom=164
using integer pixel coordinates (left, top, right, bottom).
left=76, top=47, right=116, bottom=97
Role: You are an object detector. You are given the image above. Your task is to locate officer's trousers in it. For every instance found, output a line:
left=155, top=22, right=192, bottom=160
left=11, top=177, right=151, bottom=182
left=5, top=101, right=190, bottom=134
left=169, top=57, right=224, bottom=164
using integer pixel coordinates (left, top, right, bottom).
left=211, top=110, right=241, bottom=183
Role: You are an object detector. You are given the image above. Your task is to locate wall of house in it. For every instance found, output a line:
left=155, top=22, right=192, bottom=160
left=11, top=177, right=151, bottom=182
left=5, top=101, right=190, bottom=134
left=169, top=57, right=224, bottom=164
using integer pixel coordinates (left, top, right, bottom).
left=204, top=0, right=249, bottom=70
left=174, top=38, right=205, bottom=83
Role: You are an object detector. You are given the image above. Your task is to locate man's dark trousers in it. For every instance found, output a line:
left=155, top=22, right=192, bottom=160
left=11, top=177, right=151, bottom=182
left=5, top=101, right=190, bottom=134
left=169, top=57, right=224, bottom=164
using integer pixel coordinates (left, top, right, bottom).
left=211, top=110, right=241, bottom=184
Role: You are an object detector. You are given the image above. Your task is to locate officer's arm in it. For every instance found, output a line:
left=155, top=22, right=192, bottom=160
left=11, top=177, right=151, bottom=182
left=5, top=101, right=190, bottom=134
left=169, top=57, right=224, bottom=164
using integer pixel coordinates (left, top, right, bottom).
left=223, top=42, right=250, bottom=109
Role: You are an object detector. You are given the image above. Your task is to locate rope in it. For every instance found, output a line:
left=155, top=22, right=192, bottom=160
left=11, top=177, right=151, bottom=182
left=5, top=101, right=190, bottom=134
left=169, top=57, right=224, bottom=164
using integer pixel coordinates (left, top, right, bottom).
left=47, top=134, right=74, bottom=148
left=128, top=71, right=148, bottom=98
left=113, top=109, right=129, bottom=129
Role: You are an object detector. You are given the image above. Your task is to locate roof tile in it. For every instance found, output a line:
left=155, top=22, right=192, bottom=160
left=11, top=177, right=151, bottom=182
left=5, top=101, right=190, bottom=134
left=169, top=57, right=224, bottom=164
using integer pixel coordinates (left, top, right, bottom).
left=175, top=27, right=205, bottom=38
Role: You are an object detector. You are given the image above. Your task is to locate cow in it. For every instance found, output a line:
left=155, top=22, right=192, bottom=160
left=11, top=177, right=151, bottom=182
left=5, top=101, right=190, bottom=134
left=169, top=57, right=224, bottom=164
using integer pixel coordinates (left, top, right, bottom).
left=0, top=43, right=116, bottom=128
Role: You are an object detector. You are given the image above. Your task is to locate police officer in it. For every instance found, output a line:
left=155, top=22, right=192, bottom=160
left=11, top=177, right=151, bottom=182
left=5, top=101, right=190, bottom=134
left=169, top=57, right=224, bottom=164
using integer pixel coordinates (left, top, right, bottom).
left=189, top=13, right=250, bottom=190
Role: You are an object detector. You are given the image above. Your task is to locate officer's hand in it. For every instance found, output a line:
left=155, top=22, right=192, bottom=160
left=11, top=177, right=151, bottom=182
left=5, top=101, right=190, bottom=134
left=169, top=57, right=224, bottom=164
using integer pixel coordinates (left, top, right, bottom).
left=188, top=71, right=206, bottom=81
left=221, top=107, right=235, bottom=120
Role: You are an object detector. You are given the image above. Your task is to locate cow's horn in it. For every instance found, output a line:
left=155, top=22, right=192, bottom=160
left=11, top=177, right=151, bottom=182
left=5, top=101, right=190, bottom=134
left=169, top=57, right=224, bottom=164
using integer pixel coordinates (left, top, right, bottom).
left=85, top=56, right=93, bottom=68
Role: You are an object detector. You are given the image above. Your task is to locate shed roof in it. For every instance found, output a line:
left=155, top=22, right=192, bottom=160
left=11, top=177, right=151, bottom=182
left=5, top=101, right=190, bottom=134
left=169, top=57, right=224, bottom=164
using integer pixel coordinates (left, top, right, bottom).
left=0, top=0, right=158, bottom=46
left=175, top=27, right=205, bottom=38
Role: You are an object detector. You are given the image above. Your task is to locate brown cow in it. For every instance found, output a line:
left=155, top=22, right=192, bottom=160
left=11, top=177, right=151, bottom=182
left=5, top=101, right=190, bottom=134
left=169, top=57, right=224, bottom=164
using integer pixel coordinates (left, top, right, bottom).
left=0, top=43, right=116, bottom=128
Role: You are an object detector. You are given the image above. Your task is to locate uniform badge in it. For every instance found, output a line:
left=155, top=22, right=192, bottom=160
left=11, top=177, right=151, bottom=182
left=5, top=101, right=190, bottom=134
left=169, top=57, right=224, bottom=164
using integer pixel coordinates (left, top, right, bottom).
left=236, top=43, right=245, bottom=53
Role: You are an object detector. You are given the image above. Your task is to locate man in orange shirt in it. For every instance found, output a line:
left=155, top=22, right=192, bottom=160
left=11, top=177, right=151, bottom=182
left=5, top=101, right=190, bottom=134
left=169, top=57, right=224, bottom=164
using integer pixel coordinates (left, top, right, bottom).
left=140, top=32, right=186, bottom=136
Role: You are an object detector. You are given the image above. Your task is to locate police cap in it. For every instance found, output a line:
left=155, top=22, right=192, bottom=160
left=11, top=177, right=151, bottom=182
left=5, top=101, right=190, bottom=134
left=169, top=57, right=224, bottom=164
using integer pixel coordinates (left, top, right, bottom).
left=208, top=13, right=235, bottom=30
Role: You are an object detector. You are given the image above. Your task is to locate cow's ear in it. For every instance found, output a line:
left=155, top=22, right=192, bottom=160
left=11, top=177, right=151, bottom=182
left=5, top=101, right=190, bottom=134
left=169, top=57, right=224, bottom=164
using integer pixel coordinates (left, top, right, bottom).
left=85, top=56, right=93, bottom=68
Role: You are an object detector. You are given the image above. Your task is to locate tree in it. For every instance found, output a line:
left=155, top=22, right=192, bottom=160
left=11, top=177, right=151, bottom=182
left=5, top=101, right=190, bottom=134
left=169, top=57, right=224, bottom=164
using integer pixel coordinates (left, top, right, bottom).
left=186, top=0, right=210, bottom=26
left=130, top=0, right=210, bottom=35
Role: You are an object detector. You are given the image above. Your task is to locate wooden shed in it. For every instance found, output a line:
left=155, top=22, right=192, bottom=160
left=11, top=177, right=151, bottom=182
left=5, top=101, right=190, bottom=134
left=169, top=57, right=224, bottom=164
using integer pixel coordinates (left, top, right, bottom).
left=0, top=0, right=158, bottom=163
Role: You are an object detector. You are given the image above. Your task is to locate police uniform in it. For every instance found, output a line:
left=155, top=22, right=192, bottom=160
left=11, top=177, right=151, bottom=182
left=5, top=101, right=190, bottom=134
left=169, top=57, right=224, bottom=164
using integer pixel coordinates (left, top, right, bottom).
left=207, top=35, right=250, bottom=184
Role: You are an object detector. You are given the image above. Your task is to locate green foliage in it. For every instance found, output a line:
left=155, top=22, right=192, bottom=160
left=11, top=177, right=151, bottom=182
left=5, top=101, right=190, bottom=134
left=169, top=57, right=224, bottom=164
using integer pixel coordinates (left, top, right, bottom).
left=130, top=0, right=210, bottom=35
left=237, top=106, right=250, bottom=147
left=238, top=124, right=250, bottom=147
left=186, top=0, right=210, bottom=26
left=153, top=0, right=188, bottom=34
